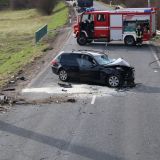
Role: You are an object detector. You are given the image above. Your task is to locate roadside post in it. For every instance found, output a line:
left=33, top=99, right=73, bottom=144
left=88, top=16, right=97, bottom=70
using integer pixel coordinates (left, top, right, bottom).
left=35, top=24, right=48, bottom=43
left=148, top=0, right=150, bottom=8
left=110, top=0, right=112, bottom=7
left=69, top=14, right=72, bottom=24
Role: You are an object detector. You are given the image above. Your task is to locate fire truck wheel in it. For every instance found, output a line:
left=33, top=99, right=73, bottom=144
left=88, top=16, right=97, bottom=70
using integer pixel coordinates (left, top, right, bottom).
left=77, top=34, right=87, bottom=45
left=87, top=40, right=92, bottom=43
left=124, top=36, right=135, bottom=46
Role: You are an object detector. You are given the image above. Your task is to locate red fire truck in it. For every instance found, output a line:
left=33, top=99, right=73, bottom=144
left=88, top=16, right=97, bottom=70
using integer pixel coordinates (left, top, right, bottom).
left=73, top=8, right=157, bottom=45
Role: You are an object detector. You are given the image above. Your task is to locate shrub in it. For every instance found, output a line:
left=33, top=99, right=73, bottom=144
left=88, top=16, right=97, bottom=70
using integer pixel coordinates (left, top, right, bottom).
left=36, top=0, right=59, bottom=15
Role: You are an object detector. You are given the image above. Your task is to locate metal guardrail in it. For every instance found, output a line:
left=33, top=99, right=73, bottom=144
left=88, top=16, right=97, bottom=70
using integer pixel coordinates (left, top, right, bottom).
left=157, top=30, right=160, bottom=35
left=35, top=25, right=48, bottom=43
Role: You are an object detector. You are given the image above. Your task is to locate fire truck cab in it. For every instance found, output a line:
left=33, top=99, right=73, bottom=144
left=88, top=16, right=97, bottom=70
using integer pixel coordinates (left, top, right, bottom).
left=73, top=8, right=156, bottom=45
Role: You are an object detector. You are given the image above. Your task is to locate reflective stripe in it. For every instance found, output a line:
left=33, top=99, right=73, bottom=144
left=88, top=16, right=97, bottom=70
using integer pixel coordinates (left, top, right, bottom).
left=94, top=26, right=109, bottom=30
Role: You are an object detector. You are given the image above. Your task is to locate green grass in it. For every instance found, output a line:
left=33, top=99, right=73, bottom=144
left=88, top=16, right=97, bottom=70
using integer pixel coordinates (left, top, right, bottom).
left=0, top=2, right=68, bottom=86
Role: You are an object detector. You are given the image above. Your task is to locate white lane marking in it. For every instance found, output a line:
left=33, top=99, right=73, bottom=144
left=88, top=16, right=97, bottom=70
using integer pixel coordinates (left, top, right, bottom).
left=91, top=95, right=96, bottom=105
left=148, top=42, right=160, bottom=67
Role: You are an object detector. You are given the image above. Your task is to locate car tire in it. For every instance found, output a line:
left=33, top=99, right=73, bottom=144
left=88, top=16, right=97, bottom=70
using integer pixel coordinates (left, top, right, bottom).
left=59, top=69, right=68, bottom=82
left=107, top=74, right=123, bottom=88
left=77, top=33, right=87, bottom=45
left=124, top=36, right=135, bottom=46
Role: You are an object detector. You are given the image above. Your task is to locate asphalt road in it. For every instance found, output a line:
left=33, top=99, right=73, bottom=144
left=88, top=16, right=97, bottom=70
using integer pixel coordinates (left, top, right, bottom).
left=1, top=2, right=160, bottom=160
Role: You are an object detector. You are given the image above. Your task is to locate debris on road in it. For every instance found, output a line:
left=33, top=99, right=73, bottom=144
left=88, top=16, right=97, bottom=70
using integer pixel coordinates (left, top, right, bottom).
left=67, top=98, right=76, bottom=103
left=16, top=76, right=26, bottom=81
left=0, top=106, right=7, bottom=112
left=115, top=83, right=137, bottom=92
left=0, top=94, right=77, bottom=109
left=2, top=88, right=15, bottom=92
left=58, top=83, right=72, bottom=88
left=29, top=97, right=77, bottom=105
left=9, top=80, right=15, bottom=84
left=62, top=89, right=67, bottom=92
left=8, top=75, right=26, bottom=85
left=0, top=94, right=13, bottom=112
left=0, top=95, right=8, bottom=105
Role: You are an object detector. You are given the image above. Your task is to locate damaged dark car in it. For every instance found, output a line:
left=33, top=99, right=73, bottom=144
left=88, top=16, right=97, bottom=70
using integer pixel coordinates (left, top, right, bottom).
left=51, top=50, right=135, bottom=88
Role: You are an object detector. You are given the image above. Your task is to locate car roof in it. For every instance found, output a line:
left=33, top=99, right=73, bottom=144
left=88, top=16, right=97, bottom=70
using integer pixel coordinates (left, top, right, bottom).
left=61, top=50, right=106, bottom=57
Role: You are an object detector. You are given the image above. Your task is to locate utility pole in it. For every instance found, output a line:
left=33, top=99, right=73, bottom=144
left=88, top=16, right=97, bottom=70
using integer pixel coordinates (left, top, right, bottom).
left=148, top=0, right=151, bottom=8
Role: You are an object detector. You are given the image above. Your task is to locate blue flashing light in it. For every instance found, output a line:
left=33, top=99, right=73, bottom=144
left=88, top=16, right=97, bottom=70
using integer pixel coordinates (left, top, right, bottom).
left=85, top=7, right=95, bottom=12
left=144, top=9, right=151, bottom=13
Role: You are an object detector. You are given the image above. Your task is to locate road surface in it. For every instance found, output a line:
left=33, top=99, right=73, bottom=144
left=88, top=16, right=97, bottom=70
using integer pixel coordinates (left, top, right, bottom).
left=0, top=2, right=160, bottom=160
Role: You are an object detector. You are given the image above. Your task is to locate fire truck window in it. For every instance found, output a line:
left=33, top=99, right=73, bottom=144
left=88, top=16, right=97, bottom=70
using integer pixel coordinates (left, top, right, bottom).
left=88, top=14, right=94, bottom=21
left=82, top=14, right=88, bottom=22
left=123, top=21, right=136, bottom=32
left=97, top=14, right=106, bottom=22
left=82, top=14, right=93, bottom=23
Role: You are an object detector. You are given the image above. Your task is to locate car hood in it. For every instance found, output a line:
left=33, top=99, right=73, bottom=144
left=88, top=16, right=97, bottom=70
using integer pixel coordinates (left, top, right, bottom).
left=107, top=58, right=131, bottom=67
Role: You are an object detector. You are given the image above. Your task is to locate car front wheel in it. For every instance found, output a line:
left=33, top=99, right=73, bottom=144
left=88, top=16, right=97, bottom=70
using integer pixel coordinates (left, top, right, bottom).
left=107, top=74, right=122, bottom=88
left=59, top=69, right=68, bottom=82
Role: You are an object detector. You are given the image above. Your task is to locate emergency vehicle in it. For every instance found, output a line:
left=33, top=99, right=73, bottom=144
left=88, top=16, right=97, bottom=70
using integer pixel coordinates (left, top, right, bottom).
left=73, top=8, right=157, bottom=45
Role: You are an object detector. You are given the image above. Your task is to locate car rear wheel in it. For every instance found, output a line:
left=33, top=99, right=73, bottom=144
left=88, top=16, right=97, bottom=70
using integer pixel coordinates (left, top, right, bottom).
left=59, top=69, right=68, bottom=82
left=107, top=74, right=122, bottom=88
left=77, top=34, right=87, bottom=45
left=124, top=36, right=135, bottom=46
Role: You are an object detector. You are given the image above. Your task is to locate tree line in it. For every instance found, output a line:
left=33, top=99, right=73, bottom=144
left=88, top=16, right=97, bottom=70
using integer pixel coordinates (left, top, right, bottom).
left=0, top=0, right=59, bottom=15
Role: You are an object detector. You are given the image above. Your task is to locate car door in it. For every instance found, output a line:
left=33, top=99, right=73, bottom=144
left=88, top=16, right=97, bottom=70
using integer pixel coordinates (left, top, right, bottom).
left=60, top=54, right=79, bottom=78
left=78, top=54, right=99, bottom=81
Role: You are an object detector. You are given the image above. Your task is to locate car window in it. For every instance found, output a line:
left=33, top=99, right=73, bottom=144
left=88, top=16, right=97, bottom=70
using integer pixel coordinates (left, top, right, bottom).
left=56, top=54, right=61, bottom=62
left=60, top=54, right=78, bottom=66
left=94, top=54, right=113, bottom=65
left=77, top=55, right=95, bottom=68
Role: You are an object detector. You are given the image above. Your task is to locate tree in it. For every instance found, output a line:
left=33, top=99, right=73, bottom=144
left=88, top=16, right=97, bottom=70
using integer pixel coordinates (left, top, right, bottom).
left=9, top=0, right=59, bottom=15
left=9, top=0, right=35, bottom=9
left=36, top=0, right=58, bottom=15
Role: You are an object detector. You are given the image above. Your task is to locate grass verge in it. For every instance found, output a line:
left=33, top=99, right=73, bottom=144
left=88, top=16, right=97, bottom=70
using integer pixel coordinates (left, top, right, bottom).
left=0, top=2, right=68, bottom=87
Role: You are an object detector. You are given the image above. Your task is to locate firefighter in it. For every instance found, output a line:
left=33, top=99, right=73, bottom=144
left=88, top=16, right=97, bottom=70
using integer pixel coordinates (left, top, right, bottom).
left=84, top=14, right=94, bottom=38
left=136, top=25, right=143, bottom=46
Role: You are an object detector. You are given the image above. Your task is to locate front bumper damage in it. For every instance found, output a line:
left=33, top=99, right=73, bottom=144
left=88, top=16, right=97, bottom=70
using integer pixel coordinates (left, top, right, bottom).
left=124, top=68, right=135, bottom=87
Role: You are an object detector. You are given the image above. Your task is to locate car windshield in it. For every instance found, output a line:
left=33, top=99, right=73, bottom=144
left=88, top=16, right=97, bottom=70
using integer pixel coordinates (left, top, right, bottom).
left=94, top=54, right=114, bottom=65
